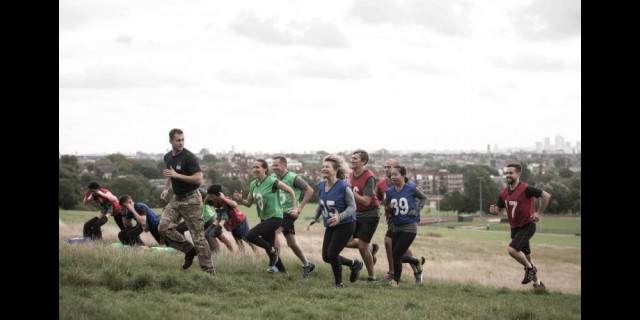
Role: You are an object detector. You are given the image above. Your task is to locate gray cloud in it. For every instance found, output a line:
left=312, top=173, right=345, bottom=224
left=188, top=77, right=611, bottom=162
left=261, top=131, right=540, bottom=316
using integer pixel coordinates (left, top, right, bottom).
left=515, top=0, right=581, bottom=40
left=296, top=21, right=349, bottom=48
left=349, top=0, right=471, bottom=36
left=491, top=54, right=568, bottom=71
left=229, top=12, right=349, bottom=48
left=216, top=70, right=284, bottom=87
left=291, top=62, right=371, bottom=79
left=59, top=65, right=197, bottom=88
left=59, top=0, right=125, bottom=30
left=115, top=35, right=133, bottom=45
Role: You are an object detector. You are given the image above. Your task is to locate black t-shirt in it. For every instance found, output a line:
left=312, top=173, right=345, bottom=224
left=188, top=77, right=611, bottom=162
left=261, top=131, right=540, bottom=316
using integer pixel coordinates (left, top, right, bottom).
left=163, top=148, right=201, bottom=194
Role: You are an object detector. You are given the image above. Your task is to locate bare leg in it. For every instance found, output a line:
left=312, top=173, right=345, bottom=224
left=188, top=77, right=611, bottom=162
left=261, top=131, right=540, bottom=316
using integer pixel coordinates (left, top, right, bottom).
left=358, top=240, right=375, bottom=278
left=384, top=235, right=393, bottom=274
left=217, top=234, right=234, bottom=251
left=285, top=233, right=309, bottom=266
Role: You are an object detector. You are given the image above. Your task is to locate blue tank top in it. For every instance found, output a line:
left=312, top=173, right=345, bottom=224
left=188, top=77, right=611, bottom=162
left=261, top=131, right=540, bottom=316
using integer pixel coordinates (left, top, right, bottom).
left=385, top=182, right=420, bottom=225
left=318, top=180, right=356, bottom=227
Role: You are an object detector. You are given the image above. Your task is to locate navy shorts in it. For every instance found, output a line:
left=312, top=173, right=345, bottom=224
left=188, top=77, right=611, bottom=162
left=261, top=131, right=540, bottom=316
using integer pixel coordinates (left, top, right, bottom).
left=231, top=219, right=250, bottom=240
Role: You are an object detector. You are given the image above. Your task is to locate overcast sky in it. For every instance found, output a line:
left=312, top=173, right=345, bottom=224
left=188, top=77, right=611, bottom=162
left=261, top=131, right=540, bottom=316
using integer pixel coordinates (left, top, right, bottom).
left=59, top=0, right=581, bottom=155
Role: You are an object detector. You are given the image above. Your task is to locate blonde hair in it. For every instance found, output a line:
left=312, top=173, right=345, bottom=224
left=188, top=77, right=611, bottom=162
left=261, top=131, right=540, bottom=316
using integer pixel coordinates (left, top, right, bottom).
left=323, top=154, right=350, bottom=181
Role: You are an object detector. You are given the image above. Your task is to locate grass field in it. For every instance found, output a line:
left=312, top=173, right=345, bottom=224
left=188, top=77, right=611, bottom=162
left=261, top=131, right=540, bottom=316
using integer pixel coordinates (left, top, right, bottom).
left=60, top=208, right=581, bottom=319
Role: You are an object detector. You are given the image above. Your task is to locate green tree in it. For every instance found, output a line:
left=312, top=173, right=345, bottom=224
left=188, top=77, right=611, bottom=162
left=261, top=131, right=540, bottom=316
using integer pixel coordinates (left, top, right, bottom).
left=59, top=178, right=82, bottom=209
left=106, top=176, right=153, bottom=206
left=439, top=190, right=465, bottom=213
left=202, top=154, right=218, bottom=164
left=536, top=180, right=571, bottom=214
left=59, top=164, right=77, bottom=180
left=558, top=168, right=573, bottom=178
left=206, top=168, right=222, bottom=184
left=554, top=157, right=567, bottom=169
left=519, top=161, right=532, bottom=183
left=59, top=155, right=79, bottom=167
left=462, top=165, right=500, bottom=214
left=80, top=173, right=102, bottom=188
left=132, top=159, right=164, bottom=179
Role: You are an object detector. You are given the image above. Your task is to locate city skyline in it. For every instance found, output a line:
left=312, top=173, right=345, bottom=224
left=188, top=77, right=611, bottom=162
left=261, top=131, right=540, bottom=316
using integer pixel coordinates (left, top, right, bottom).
left=60, top=134, right=580, bottom=156
left=59, top=1, right=581, bottom=155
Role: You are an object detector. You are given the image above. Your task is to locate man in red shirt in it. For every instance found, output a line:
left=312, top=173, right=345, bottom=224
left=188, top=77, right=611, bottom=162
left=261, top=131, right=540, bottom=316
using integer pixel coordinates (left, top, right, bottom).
left=490, top=163, right=550, bottom=289
left=344, top=149, right=381, bottom=282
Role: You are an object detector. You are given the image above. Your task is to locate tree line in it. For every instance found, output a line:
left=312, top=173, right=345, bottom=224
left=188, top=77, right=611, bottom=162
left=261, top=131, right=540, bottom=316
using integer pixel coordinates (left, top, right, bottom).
left=59, top=154, right=580, bottom=214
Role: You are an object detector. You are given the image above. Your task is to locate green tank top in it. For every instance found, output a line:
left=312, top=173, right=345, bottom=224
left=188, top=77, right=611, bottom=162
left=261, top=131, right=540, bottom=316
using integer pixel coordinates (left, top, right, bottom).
left=202, top=204, right=214, bottom=223
left=274, top=172, right=300, bottom=212
left=250, top=174, right=283, bottom=220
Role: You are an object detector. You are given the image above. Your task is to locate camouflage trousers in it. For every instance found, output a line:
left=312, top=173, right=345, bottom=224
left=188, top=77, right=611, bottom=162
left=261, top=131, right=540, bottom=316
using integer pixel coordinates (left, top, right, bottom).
left=159, top=190, right=214, bottom=272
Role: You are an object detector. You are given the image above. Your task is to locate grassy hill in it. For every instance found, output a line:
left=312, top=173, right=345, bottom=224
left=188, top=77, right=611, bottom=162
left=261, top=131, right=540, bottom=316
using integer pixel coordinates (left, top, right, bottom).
left=59, top=209, right=581, bottom=319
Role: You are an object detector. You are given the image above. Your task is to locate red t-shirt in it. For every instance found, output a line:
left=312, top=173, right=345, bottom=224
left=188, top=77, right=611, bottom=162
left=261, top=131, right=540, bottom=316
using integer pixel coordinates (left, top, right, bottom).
left=499, top=183, right=536, bottom=229
left=213, top=196, right=247, bottom=231
left=349, top=170, right=380, bottom=212
left=93, top=188, right=122, bottom=215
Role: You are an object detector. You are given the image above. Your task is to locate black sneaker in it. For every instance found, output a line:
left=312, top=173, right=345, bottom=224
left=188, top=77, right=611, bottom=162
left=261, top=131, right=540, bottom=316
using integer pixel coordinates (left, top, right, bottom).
left=182, top=247, right=197, bottom=270
left=521, top=264, right=537, bottom=284
left=533, top=281, right=545, bottom=289
left=335, top=283, right=344, bottom=288
left=349, top=259, right=364, bottom=282
left=268, top=247, right=279, bottom=267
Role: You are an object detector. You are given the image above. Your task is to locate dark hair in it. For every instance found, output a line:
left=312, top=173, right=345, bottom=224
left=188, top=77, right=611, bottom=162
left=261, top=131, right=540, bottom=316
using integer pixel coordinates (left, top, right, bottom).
left=169, top=128, right=183, bottom=140
left=507, top=163, right=522, bottom=173
left=273, top=156, right=287, bottom=166
left=88, top=181, right=101, bottom=190
left=393, top=166, right=409, bottom=183
left=118, top=195, right=132, bottom=207
left=208, top=184, right=222, bottom=196
left=255, top=159, right=269, bottom=174
left=352, top=149, right=369, bottom=165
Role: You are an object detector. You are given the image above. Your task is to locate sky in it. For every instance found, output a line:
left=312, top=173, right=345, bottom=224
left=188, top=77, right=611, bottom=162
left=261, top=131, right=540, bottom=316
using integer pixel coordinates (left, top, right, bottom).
left=59, top=0, right=581, bottom=156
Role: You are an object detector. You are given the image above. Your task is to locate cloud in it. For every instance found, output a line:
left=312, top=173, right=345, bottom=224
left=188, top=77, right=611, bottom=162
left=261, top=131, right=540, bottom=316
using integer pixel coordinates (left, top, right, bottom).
left=115, top=35, right=133, bottom=45
left=229, top=12, right=349, bottom=48
left=216, top=70, right=284, bottom=87
left=349, top=0, right=471, bottom=36
left=59, top=65, right=197, bottom=88
left=296, top=20, right=350, bottom=48
left=491, top=53, right=568, bottom=71
left=396, top=60, right=449, bottom=75
left=229, top=12, right=294, bottom=45
left=59, top=0, right=125, bottom=30
left=515, top=0, right=581, bottom=40
left=291, top=62, right=371, bottom=79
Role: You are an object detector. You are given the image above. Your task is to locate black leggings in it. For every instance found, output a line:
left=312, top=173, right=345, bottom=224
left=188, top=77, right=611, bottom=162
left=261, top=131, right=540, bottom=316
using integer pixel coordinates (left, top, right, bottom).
left=83, top=216, right=108, bottom=240
left=322, top=222, right=356, bottom=285
left=112, top=214, right=125, bottom=231
left=118, top=225, right=145, bottom=246
left=391, top=231, right=419, bottom=283
left=246, top=218, right=285, bottom=271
